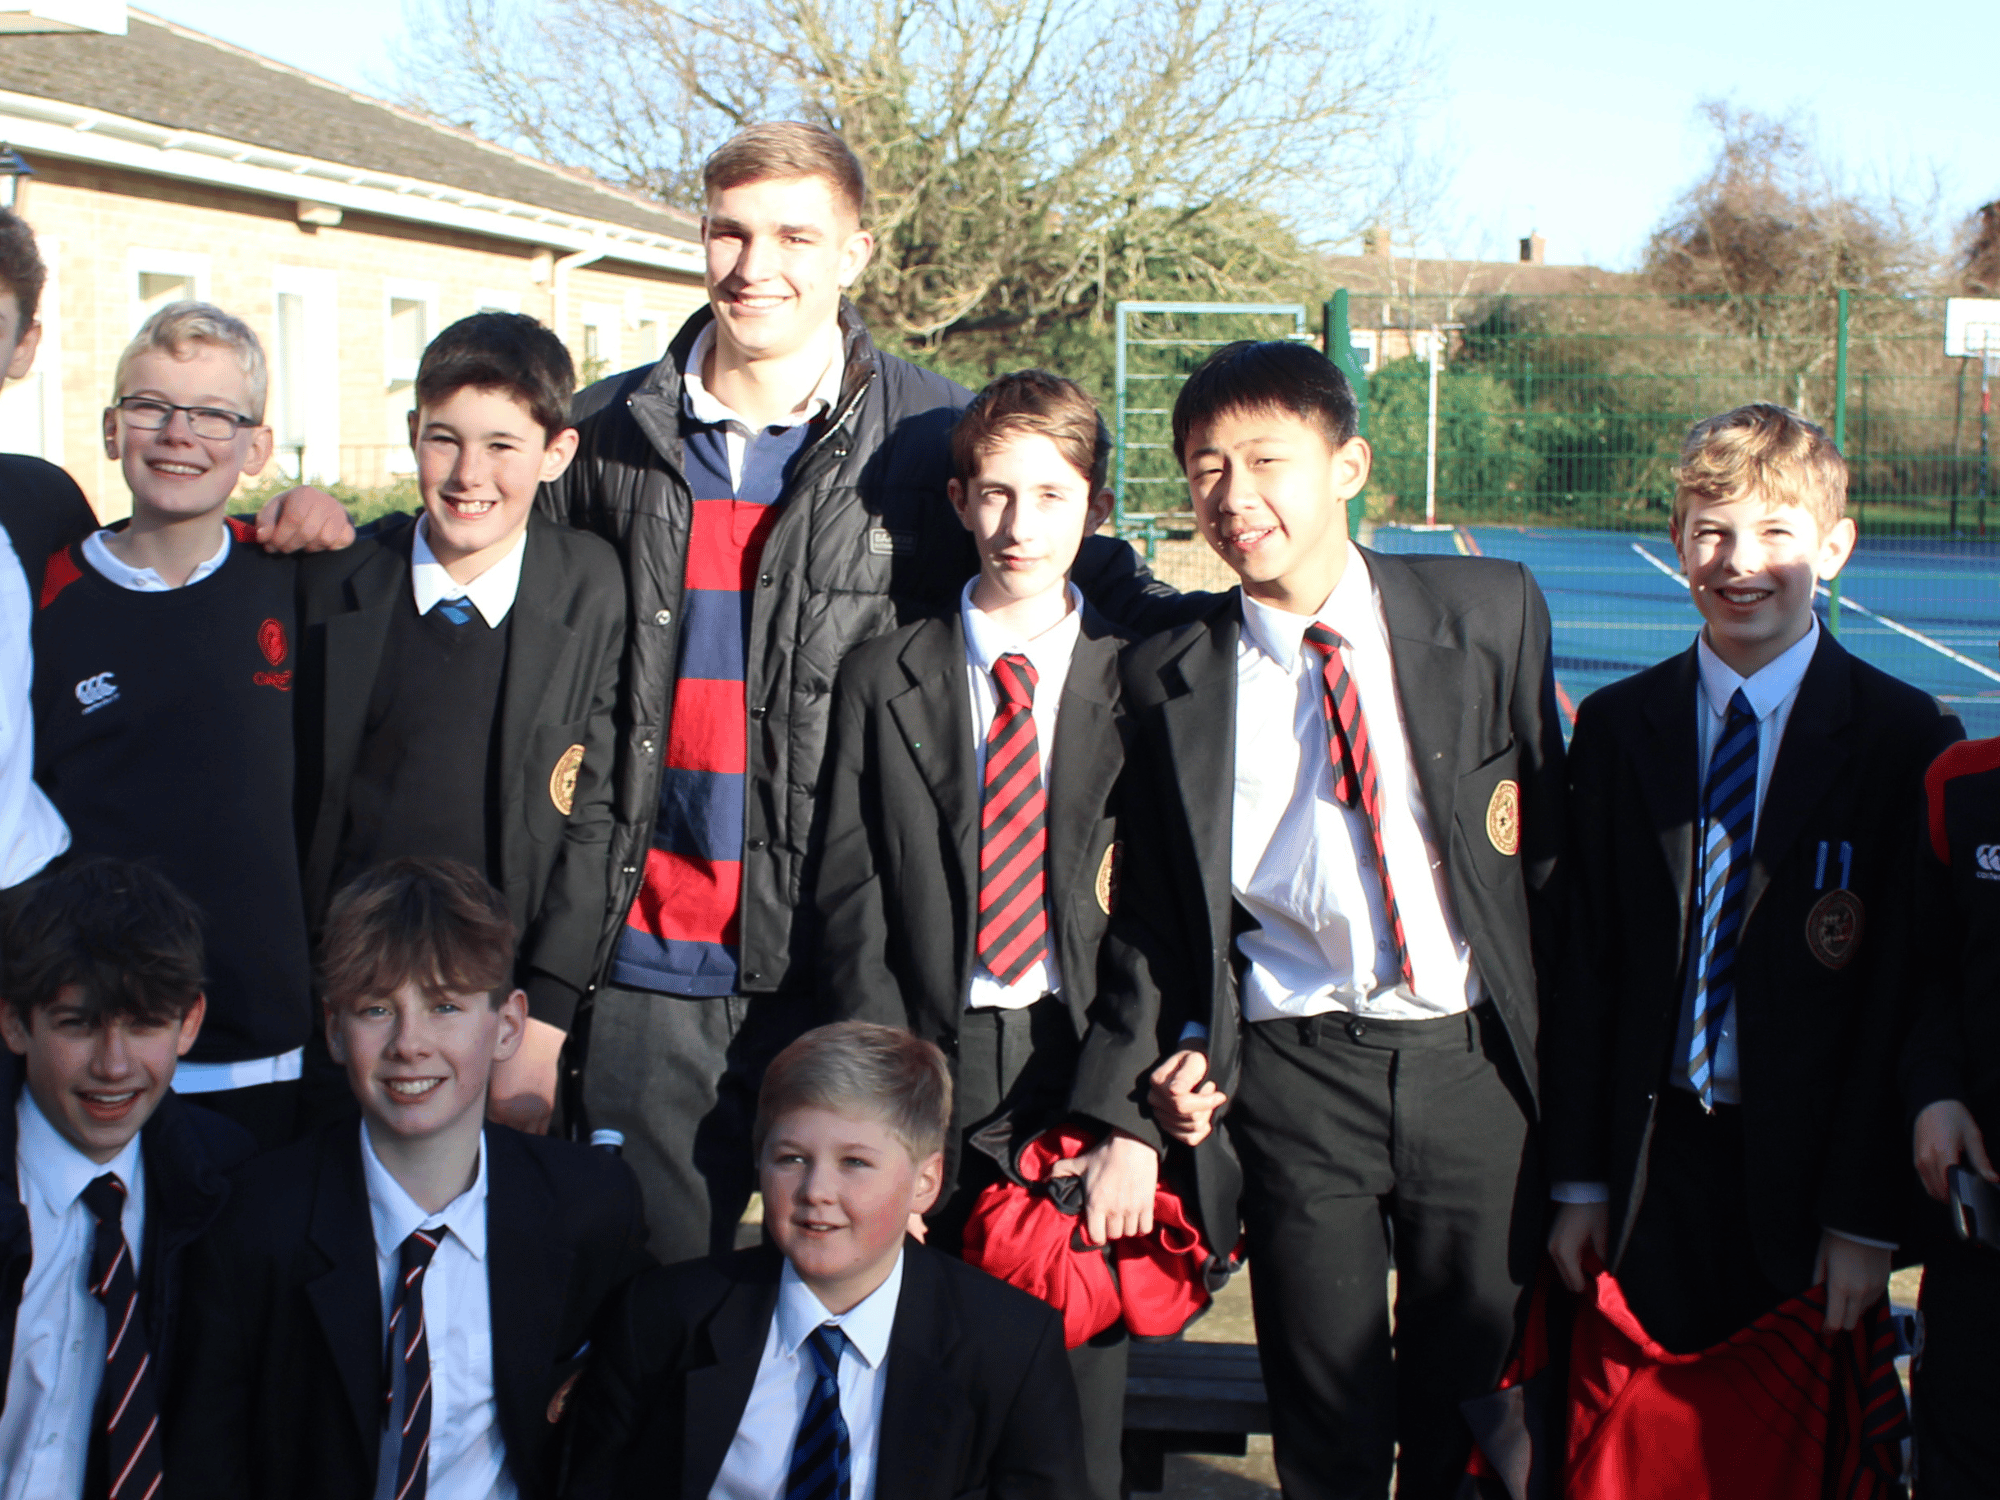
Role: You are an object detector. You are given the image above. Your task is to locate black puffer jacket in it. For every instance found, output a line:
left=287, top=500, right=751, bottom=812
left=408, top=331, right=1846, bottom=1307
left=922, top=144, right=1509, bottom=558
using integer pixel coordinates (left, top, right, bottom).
left=541, top=302, right=1190, bottom=997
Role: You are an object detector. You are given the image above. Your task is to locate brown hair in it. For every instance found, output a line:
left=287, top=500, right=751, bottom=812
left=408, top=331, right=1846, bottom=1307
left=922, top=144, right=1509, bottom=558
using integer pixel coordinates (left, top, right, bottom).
left=0, top=858, right=205, bottom=1027
left=951, top=369, right=1111, bottom=494
left=319, top=858, right=515, bottom=1011
left=702, top=122, right=867, bottom=223
left=754, top=1021, right=951, bottom=1162
left=1673, top=402, right=1848, bottom=533
left=0, top=208, right=46, bottom=327
left=417, top=311, right=575, bottom=439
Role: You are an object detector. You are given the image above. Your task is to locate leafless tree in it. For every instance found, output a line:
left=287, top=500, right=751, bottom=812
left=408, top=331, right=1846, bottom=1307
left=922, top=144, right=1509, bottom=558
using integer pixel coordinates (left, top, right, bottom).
left=396, top=0, right=1434, bottom=353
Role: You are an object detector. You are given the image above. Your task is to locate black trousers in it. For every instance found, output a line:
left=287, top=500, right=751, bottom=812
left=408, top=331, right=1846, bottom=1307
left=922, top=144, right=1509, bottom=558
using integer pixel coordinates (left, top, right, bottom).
left=579, top=984, right=820, bottom=1263
left=1614, top=1089, right=1790, bottom=1356
left=1229, top=1005, right=1541, bottom=1500
left=1913, top=1234, right=2000, bottom=1499
left=941, top=1000, right=1127, bottom=1500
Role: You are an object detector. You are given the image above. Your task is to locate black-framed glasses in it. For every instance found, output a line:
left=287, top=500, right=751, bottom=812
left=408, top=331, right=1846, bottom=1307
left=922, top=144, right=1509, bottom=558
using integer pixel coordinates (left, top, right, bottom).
left=110, top=396, right=256, bottom=440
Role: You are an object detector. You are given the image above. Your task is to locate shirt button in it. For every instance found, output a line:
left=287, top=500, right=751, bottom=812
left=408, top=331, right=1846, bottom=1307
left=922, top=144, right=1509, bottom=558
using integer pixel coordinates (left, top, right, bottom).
left=653, top=608, right=673, bottom=626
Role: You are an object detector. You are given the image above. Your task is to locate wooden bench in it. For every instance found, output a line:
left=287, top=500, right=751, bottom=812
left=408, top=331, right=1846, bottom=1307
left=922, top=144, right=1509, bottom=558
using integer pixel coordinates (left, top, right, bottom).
left=1120, top=1340, right=1269, bottom=1494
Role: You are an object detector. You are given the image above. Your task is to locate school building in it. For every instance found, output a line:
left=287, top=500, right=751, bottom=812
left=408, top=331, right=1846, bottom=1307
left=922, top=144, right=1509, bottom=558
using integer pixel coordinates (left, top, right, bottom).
left=0, top=7, right=707, bottom=516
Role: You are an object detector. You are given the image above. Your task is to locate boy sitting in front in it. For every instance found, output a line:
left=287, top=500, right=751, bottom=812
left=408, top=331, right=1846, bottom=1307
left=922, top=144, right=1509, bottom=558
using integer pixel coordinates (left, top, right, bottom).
left=1, top=857, right=252, bottom=1500
left=296, top=312, right=626, bottom=1133
left=33, top=302, right=312, bottom=1148
left=816, top=369, right=1158, bottom=1500
left=166, top=858, right=649, bottom=1500
left=564, top=1020, right=1087, bottom=1500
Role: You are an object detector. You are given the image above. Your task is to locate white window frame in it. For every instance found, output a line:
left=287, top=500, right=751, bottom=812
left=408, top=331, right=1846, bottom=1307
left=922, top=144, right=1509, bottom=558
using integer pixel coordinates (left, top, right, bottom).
left=472, top=287, right=522, bottom=315
left=382, top=278, right=440, bottom=387
left=270, top=266, right=341, bottom=485
left=126, top=248, right=211, bottom=333
left=580, top=302, right=621, bottom=375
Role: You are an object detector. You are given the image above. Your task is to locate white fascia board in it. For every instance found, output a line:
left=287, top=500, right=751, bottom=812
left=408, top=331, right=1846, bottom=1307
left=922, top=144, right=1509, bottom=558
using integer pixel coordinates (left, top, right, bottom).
left=0, top=89, right=703, bottom=276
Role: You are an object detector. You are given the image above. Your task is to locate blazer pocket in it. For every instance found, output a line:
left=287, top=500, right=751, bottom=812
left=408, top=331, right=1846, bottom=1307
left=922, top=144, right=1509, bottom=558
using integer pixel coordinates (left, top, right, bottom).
left=1451, top=741, right=1522, bottom=891
left=526, top=720, right=592, bottom=844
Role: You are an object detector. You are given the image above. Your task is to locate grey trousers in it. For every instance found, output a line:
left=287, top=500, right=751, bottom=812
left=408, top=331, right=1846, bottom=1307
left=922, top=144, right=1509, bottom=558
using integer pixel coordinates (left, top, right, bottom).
left=579, top=983, right=819, bottom=1264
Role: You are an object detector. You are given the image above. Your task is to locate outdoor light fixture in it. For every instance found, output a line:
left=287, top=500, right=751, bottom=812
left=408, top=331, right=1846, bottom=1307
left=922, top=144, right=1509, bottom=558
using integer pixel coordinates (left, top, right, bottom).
left=0, top=147, right=33, bottom=211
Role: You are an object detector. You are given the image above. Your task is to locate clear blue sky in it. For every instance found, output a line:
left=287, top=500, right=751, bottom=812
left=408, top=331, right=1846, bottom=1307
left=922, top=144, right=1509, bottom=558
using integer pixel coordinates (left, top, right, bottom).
left=144, top=0, right=2000, bottom=272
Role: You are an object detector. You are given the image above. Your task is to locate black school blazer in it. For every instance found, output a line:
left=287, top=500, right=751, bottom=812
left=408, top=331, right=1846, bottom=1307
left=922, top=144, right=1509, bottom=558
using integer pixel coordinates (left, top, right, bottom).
left=562, top=1241, right=1086, bottom=1500
left=0, top=453, right=96, bottom=597
left=1543, top=631, right=1961, bottom=1287
left=1069, top=552, right=1567, bottom=1257
left=163, top=1121, right=650, bottom=1500
left=816, top=605, right=1129, bottom=1066
left=294, top=512, right=627, bottom=1011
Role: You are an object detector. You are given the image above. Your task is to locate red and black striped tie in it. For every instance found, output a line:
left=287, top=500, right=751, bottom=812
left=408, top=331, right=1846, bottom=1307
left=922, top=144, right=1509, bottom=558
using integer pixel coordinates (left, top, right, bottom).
left=1301, top=624, right=1411, bottom=985
left=384, top=1227, right=444, bottom=1500
left=81, top=1173, right=162, bottom=1500
left=977, top=653, right=1050, bottom=986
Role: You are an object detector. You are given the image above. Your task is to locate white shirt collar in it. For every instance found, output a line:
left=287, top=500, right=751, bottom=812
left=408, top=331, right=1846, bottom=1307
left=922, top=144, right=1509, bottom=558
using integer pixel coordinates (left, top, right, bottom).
left=959, top=580, right=1085, bottom=679
left=1238, top=543, right=1373, bottom=673
left=773, top=1250, right=904, bottom=1372
left=359, top=1120, right=490, bottom=1264
left=81, top=526, right=231, bottom=592
left=682, top=320, right=844, bottom=432
left=14, top=1087, right=144, bottom=1221
left=410, top=514, right=527, bottom=629
left=1695, top=617, right=1820, bottom=724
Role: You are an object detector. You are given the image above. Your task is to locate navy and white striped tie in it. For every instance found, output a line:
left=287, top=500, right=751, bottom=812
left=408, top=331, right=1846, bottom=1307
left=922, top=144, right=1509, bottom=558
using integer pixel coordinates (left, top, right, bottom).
left=1688, top=688, right=1759, bottom=1108
left=786, top=1324, right=851, bottom=1500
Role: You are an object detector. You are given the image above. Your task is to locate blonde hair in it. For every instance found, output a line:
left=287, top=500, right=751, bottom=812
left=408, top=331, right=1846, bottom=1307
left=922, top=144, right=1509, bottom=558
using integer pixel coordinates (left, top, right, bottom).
left=113, top=301, right=268, bottom=424
left=703, top=122, right=867, bottom=223
left=1673, top=402, right=1847, bottom=533
left=754, top=1021, right=951, bottom=1162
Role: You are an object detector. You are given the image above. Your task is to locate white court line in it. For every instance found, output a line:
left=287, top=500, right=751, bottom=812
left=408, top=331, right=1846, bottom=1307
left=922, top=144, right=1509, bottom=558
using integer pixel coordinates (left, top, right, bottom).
left=1628, top=542, right=2000, bottom=686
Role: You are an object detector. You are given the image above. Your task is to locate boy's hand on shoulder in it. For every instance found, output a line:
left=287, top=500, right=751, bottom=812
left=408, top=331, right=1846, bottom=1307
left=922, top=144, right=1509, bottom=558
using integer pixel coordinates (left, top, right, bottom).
left=1815, top=1232, right=1891, bottom=1333
left=1914, top=1099, right=1995, bottom=1202
left=1053, top=1129, right=1159, bottom=1246
left=1547, top=1202, right=1608, bottom=1294
left=253, top=485, right=355, bottom=553
left=1147, top=1050, right=1226, bottom=1146
left=487, top=1018, right=565, bottom=1135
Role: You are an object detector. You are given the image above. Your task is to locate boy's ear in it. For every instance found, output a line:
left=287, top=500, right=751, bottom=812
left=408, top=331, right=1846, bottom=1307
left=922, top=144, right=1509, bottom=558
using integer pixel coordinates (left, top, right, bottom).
left=173, top=994, right=207, bottom=1058
left=1087, top=487, right=1115, bottom=536
left=538, top=426, right=580, bottom=484
left=0, top=999, right=30, bottom=1057
left=837, top=226, right=875, bottom=291
left=490, top=988, right=528, bottom=1064
left=101, top=405, right=121, bottom=460
left=5, top=318, right=41, bottom=382
left=946, top=476, right=975, bottom=534
left=323, top=998, right=348, bottom=1066
left=909, top=1149, right=944, bottom=1218
left=1816, top=516, right=1858, bottom=580
left=406, top=408, right=419, bottom=453
left=240, top=422, right=274, bottom=479
left=1329, top=434, right=1371, bottom=502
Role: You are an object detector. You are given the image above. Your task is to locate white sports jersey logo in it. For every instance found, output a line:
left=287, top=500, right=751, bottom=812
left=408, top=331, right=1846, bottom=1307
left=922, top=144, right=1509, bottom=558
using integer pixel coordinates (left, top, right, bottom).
left=74, top=671, right=118, bottom=713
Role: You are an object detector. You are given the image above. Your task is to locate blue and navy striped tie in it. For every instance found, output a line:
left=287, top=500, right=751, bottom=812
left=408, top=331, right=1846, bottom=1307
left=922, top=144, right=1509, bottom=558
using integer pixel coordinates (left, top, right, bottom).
left=1688, top=687, right=1759, bottom=1108
left=786, top=1324, right=851, bottom=1500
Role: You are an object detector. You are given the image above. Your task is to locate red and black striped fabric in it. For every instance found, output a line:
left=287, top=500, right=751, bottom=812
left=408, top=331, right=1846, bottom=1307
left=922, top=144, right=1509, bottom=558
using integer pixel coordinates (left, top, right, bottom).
left=82, top=1173, right=163, bottom=1500
left=976, top=653, right=1049, bottom=986
left=384, top=1227, right=444, bottom=1500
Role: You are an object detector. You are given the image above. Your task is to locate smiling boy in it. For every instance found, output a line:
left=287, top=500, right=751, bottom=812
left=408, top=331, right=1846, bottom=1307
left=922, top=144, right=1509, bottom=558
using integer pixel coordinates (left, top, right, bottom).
left=167, top=857, right=648, bottom=1500
left=566, top=1020, right=1086, bottom=1500
left=297, top=312, right=625, bottom=1135
left=1544, top=404, right=1960, bottom=1366
left=0, top=858, right=252, bottom=1500
left=32, top=303, right=314, bottom=1149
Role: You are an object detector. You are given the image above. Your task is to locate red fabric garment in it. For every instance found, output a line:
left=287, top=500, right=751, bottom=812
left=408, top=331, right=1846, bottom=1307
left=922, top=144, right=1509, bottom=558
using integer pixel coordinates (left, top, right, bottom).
left=1465, top=1263, right=1907, bottom=1500
left=959, top=1125, right=1216, bottom=1348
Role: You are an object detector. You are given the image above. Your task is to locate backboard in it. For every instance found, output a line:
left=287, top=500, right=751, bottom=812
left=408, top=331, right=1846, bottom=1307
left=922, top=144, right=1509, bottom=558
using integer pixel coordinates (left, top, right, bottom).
left=1945, top=298, right=2000, bottom=359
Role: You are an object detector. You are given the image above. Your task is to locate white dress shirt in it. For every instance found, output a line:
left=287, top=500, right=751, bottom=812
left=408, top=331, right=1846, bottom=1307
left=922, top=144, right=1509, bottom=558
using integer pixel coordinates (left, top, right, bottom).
left=411, top=513, right=528, bottom=627
left=0, top=529, right=67, bottom=886
left=961, top=581, right=1084, bottom=1010
left=681, top=321, right=844, bottom=490
left=1231, top=550, right=1479, bottom=1023
left=0, top=1091, right=146, bottom=1500
left=363, top=1124, right=518, bottom=1500
left=712, top=1253, right=902, bottom=1500
left=82, top=525, right=231, bottom=591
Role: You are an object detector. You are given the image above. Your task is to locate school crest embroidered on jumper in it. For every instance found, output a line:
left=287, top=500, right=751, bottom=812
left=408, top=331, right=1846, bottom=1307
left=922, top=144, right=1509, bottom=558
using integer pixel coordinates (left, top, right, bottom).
left=549, top=743, right=585, bottom=816
left=1806, top=888, right=1864, bottom=969
left=1485, top=780, right=1521, bottom=857
left=257, top=618, right=287, bottom=665
left=1095, top=841, right=1121, bottom=915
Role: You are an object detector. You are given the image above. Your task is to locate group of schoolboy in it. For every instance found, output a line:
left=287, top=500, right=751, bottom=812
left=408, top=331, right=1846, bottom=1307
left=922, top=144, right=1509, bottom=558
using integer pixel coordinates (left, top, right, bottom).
left=1, top=112, right=1997, bottom=1500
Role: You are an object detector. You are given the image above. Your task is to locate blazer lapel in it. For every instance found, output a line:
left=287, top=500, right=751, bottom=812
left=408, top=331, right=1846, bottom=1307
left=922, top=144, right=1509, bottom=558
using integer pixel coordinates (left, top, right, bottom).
left=875, top=1246, right=961, bottom=1500
left=1367, top=553, right=1470, bottom=843
left=1745, top=631, right=1854, bottom=926
left=315, top=542, right=405, bottom=843
left=1636, top=647, right=1703, bottom=948
left=483, top=1129, right=572, bottom=1472
left=682, top=1260, right=782, bottom=1500
left=886, top=616, right=978, bottom=876
left=303, top=1132, right=387, bottom=1469
left=1048, top=607, right=1124, bottom=925
left=496, top=520, right=579, bottom=881
left=1156, top=601, right=1241, bottom=958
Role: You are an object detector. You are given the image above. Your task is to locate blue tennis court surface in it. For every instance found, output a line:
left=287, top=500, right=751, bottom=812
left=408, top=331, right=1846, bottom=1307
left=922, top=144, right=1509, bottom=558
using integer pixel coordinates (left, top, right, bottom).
left=1370, top=525, right=2000, bottom=741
